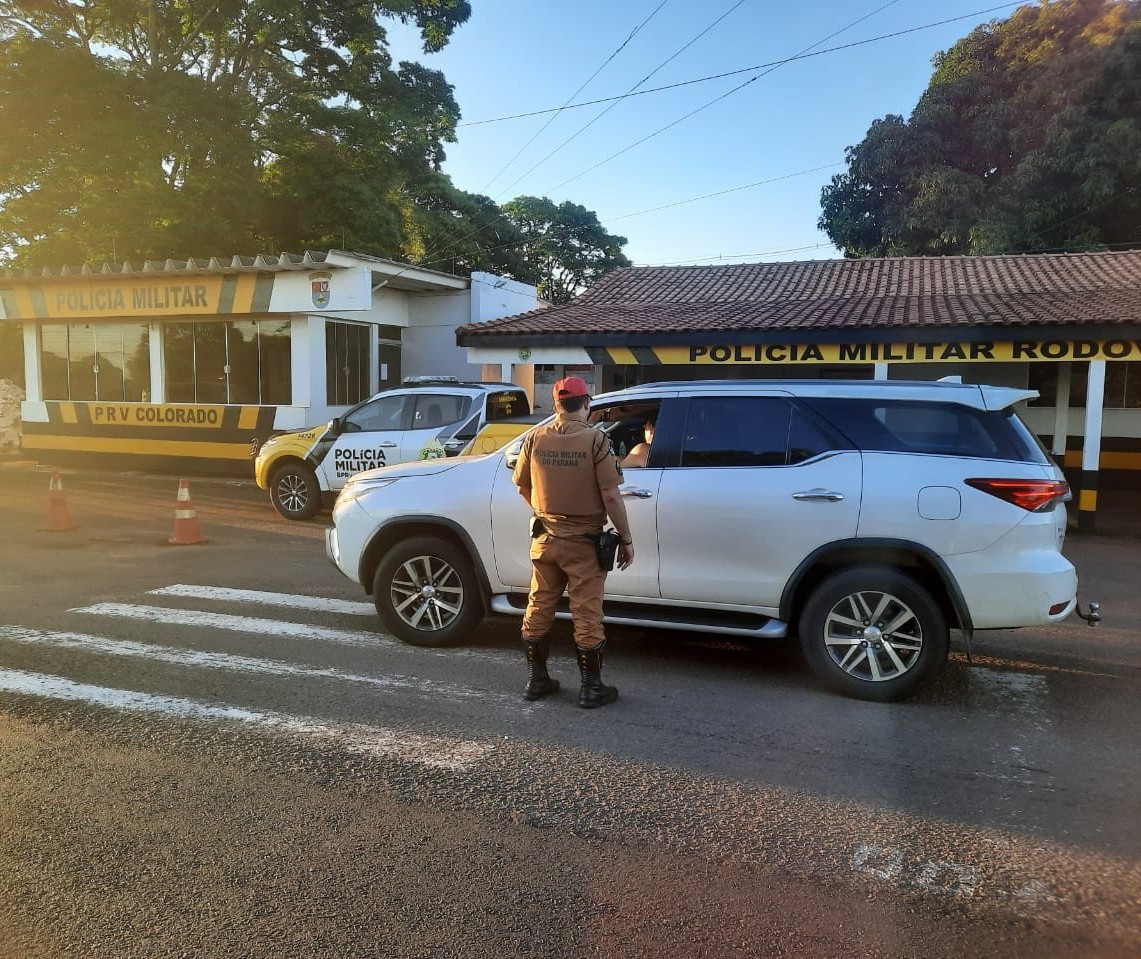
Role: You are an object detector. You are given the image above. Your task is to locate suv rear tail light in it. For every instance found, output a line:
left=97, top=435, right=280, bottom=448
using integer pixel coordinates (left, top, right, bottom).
left=965, top=478, right=1071, bottom=512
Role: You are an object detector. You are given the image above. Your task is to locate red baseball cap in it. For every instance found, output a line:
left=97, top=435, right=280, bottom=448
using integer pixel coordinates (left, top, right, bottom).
left=553, top=376, right=590, bottom=400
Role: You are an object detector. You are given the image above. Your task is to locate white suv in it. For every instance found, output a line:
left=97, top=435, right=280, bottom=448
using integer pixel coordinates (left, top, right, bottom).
left=325, top=379, right=1078, bottom=701
left=255, top=377, right=530, bottom=520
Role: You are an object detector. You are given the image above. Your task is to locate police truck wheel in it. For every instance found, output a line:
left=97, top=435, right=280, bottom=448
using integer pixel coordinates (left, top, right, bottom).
left=799, top=566, right=948, bottom=702
left=269, top=463, right=322, bottom=521
left=373, top=537, right=482, bottom=647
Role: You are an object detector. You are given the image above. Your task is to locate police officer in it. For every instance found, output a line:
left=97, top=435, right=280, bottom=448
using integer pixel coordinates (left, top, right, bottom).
left=512, top=376, right=634, bottom=708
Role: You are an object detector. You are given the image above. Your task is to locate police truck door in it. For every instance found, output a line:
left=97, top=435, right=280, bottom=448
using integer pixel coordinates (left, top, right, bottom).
left=400, top=393, right=469, bottom=462
left=316, top=393, right=411, bottom=490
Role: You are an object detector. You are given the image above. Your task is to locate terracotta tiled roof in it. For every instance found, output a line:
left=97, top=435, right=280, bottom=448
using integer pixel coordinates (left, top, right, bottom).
left=456, top=250, right=1141, bottom=344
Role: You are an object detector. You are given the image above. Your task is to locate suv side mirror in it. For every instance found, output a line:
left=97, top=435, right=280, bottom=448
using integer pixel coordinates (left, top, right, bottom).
left=504, top=436, right=526, bottom=470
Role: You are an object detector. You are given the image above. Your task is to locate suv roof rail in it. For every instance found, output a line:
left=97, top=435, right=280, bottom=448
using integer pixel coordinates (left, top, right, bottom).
left=617, top=377, right=983, bottom=392
left=402, top=375, right=460, bottom=385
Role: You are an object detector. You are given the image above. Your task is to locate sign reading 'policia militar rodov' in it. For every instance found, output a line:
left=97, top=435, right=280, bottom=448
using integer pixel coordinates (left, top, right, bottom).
left=595, top=339, right=1141, bottom=365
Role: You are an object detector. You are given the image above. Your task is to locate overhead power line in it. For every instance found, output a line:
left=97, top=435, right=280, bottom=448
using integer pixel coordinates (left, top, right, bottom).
left=379, top=6, right=673, bottom=286
left=607, top=163, right=844, bottom=222
left=376, top=3, right=1025, bottom=290
left=547, top=0, right=913, bottom=193
left=494, top=0, right=749, bottom=198
left=638, top=242, right=835, bottom=267
left=459, top=2, right=1022, bottom=128
left=480, top=0, right=671, bottom=194
left=412, top=159, right=843, bottom=276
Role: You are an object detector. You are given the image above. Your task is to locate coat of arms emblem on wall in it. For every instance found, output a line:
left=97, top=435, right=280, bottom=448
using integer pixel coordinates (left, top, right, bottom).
left=310, top=271, right=332, bottom=308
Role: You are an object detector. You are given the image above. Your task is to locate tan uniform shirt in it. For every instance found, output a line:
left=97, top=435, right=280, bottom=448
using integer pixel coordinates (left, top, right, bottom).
left=513, top=416, right=623, bottom=537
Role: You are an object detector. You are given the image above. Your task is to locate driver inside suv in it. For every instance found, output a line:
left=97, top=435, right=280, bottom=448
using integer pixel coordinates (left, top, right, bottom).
left=620, top=415, right=656, bottom=468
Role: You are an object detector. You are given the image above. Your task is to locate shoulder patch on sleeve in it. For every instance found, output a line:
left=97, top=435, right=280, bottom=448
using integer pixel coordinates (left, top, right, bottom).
left=593, top=431, right=615, bottom=464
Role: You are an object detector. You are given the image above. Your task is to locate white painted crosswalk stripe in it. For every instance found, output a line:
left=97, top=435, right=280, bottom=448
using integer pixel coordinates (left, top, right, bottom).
left=148, top=585, right=376, bottom=616
left=0, top=668, right=494, bottom=770
left=0, top=626, right=527, bottom=710
left=71, top=602, right=507, bottom=663
left=0, top=587, right=529, bottom=760
left=74, top=602, right=383, bottom=645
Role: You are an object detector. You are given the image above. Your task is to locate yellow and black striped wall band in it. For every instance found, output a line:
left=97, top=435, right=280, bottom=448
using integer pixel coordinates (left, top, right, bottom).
left=21, top=403, right=278, bottom=462
left=1061, top=438, right=1141, bottom=475
left=0, top=273, right=275, bottom=319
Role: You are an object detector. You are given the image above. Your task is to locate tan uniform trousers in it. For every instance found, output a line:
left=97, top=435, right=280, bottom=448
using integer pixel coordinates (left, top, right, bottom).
left=521, top=533, right=606, bottom=650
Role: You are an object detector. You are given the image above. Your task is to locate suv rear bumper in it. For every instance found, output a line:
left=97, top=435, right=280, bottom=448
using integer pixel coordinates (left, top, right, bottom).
left=945, top=550, right=1078, bottom=629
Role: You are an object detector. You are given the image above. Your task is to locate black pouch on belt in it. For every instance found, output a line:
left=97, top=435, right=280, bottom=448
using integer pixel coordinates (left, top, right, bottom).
left=586, top=529, right=621, bottom=571
left=530, top=516, right=545, bottom=538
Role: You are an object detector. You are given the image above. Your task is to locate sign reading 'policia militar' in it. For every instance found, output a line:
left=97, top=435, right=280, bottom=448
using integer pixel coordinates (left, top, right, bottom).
left=598, top=339, right=1141, bottom=365
left=0, top=274, right=274, bottom=318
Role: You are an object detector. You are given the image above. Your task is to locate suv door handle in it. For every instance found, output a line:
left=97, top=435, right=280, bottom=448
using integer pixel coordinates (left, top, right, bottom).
left=621, top=487, right=654, bottom=499
left=378, top=441, right=398, bottom=448
left=792, top=488, right=845, bottom=502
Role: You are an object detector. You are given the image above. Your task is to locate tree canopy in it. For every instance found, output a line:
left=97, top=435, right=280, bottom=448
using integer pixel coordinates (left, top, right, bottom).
left=0, top=0, right=471, bottom=264
left=818, top=0, right=1141, bottom=258
left=403, top=170, right=535, bottom=280
left=500, top=196, right=632, bottom=304
left=0, top=0, right=633, bottom=301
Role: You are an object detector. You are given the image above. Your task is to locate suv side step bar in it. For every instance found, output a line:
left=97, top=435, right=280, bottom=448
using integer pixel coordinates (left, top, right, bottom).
left=489, top=594, right=788, bottom=639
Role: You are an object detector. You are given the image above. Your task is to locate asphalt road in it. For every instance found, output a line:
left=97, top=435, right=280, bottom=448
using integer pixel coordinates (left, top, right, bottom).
left=0, top=465, right=1138, bottom=959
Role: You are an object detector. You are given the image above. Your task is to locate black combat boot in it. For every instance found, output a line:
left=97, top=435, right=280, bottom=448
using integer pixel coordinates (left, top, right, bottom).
left=522, top=635, right=560, bottom=701
left=575, top=643, right=618, bottom=709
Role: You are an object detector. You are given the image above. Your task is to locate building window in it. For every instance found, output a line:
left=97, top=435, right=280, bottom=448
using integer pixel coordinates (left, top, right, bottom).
left=164, top=319, right=291, bottom=405
left=40, top=323, right=151, bottom=401
left=326, top=320, right=371, bottom=405
left=1027, top=362, right=1141, bottom=409
left=1105, top=361, right=1141, bottom=409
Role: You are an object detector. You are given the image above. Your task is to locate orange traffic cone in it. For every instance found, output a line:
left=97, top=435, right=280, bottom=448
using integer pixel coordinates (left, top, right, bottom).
left=168, top=479, right=207, bottom=545
left=39, top=471, right=77, bottom=532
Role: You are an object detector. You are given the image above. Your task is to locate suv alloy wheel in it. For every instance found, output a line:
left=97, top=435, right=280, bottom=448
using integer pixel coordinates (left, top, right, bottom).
left=372, top=536, right=483, bottom=646
left=799, top=566, right=949, bottom=702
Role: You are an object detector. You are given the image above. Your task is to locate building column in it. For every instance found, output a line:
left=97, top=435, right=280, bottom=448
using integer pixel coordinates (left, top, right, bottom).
left=504, top=363, right=536, bottom=410
left=295, top=315, right=314, bottom=409
left=1078, top=360, right=1105, bottom=533
left=1051, top=362, right=1071, bottom=458
left=22, top=323, right=42, bottom=403
left=149, top=321, right=164, bottom=403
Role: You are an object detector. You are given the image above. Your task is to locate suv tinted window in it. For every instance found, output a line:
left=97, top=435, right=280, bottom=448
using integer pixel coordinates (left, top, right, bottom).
left=681, top=396, right=825, bottom=467
left=787, top=407, right=836, bottom=464
left=803, top=398, right=1045, bottom=462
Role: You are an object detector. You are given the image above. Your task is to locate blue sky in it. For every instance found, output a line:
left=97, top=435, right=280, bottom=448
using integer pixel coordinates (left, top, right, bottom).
left=390, top=1, right=1027, bottom=267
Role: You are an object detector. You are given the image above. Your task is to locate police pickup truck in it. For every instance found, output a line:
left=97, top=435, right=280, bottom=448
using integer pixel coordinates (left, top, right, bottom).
left=255, top=377, right=530, bottom=520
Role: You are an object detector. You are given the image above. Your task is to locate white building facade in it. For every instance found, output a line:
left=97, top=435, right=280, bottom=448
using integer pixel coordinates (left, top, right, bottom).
left=0, top=251, right=537, bottom=474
